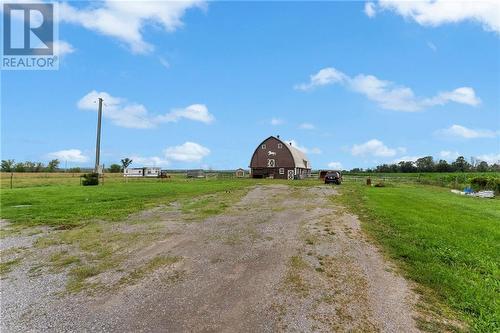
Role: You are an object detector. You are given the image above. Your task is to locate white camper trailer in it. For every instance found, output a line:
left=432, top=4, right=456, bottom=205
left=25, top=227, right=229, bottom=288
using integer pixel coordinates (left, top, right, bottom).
left=124, top=167, right=161, bottom=178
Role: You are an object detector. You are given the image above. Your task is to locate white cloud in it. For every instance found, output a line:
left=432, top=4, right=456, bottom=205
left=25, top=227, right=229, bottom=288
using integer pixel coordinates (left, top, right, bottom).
left=422, top=87, right=481, bottom=107
left=78, top=91, right=155, bottom=128
left=47, top=149, right=88, bottom=163
left=49, top=40, right=75, bottom=57
left=295, top=67, right=480, bottom=111
left=285, top=139, right=322, bottom=155
left=157, top=104, right=215, bottom=124
left=32, top=39, right=75, bottom=57
left=60, top=0, right=206, bottom=54
left=309, top=147, right=323, bottom=154
left=294, top=67, right=347, bottom=91
left=437, top=124, right=498, bottom=139
left=270, top=118, right=284, bottom=126
left=427, top=41, right=437, bottom=51
left=77, top=91, right=213, bottom=128
left=164, top=142, right=210, bottom=162
left=299, top=123, right=315, bottom=130
left=376, top=0, right=500, bottom=35
left=364, top=2, right=376, bottom=18
left=130, top=155, right=170, bottom=167
left=159, top=56, right=171, bottom=69
left=392, top=156, right=421, bottom=163
left=327, top=161, right=343, bottom=169
left=439, top=150, right=460, bottom=160
left=476, top=153, right=500, bottom=164
left=351, top=139, right=404, bottom=157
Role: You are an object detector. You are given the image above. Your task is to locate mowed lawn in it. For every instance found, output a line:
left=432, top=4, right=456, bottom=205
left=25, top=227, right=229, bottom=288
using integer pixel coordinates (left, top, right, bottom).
left=0, top=178, right=256, bottom=226
left=338, top=182, right=500, bottom=332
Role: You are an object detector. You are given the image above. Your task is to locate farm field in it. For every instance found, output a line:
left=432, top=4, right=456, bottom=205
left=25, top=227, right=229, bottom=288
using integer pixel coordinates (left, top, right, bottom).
left=336, top=180, right=500, bottom=332
left=0, top=173, right=499, bottom=332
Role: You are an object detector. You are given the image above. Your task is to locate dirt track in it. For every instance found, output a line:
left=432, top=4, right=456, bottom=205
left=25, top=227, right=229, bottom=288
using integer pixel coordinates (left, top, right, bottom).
left=1, top=185, right=421, bottom=332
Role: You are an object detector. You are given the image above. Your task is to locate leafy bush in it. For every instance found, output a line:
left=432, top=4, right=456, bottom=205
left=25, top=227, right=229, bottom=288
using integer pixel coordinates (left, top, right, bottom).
left=470, top=176, right=500, bottom=193
left=82, top=173, right=99, bottom=186
left=108, top=164, right=122, bottom=173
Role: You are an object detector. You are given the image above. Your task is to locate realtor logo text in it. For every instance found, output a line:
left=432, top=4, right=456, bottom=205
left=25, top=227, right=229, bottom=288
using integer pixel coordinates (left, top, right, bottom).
left=2, top=2, right=59, bottom=70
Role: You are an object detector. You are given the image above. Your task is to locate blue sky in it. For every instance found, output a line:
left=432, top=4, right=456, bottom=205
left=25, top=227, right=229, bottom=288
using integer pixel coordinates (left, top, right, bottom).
left=2, top=0, right=499, bottom=170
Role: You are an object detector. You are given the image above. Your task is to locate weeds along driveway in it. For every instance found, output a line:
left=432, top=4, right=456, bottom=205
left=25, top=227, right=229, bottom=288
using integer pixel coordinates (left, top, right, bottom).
left=2, top=184, right=422, bottom=332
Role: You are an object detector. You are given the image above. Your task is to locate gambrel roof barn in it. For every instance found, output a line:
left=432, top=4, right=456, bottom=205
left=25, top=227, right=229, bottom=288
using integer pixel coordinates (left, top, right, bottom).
left=249, top=136, right=311, bottom=179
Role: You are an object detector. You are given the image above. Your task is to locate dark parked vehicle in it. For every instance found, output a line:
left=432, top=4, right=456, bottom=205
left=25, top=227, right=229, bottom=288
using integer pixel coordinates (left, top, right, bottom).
left=324, top=171, right=342, bottom=185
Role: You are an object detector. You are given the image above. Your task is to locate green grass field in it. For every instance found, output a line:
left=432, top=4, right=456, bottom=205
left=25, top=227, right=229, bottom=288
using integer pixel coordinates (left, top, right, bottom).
left=346, top=172, right=500, bottom=191
left=1, top=172, right=499, bottom=331
left=0, top=177, right=258, bottom=226
left=336, top=181, right=500, bottom=332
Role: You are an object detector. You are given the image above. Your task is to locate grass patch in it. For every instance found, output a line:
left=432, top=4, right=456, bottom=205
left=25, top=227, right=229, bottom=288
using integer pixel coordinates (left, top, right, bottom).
left=49, top=250, right=80, bottom=271
left=285, top=255, right=309, bottom=296
left=180, top=189, right=248, bottom=221
left=66, top=261, right=116, bottom=292
left=119, top=255, right=180, bottom=285
left=0, top=258, right=22, bottom=276
left=0, top=178, right=256, bottom=227
left=336, top=181, right=500, bottom=332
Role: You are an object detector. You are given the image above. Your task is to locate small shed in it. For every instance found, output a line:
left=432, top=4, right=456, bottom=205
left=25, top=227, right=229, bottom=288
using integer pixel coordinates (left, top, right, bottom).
left=235, top=168, right=246, bottom=178
left=187, top=169, right=205, bottom=178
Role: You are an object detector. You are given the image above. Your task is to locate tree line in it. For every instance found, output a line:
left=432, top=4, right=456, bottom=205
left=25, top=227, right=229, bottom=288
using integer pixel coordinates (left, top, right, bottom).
left=1, top=158, right=134, bottom=173
left=349, top=156, right=500, bottom=173
left=1, top=159, right=65, bottom=172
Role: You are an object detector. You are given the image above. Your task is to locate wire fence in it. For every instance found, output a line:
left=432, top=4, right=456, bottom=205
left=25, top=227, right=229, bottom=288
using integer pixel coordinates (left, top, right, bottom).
left=2, top=172, right=497, bottom=190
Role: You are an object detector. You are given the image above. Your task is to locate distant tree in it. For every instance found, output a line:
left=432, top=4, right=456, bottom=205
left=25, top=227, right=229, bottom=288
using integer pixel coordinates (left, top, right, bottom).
left=491, top=163, right=500, bottom=172
left=14, top=162, right=26, bottom=172
left=34, top=162, right=44, bottom=172
left=68, top=167, right=81, bottom=173
left=415, top=156, right=435, bottom=172
left=350, top=168, right=363, bottom=173
left=109, top=164, right=122, bottom=173
left=435, top=160, right=452, bottom=172
left=24, top=161, right=37, bottom=172
left=452, top=156, right=471, bottom=172
left=375, top=164, right=392, bottom=173
left=476, top=161, right=489, bottom=172
left=47, top=159, right=60, bottom=172
left=1, top=159, right=15, bottom=172
left=398, top=161, right=417, bottom=173
left=121, top=158, right=133, bottom=170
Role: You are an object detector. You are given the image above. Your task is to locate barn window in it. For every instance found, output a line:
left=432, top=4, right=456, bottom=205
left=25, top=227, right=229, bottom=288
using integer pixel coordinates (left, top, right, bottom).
left=279, top=168, right=284, bottom=174
left=267, top=159, right=275, bottom=167
left=278, top=143, right=282, bottom=149
left=262, top=144, right=266, bottom=149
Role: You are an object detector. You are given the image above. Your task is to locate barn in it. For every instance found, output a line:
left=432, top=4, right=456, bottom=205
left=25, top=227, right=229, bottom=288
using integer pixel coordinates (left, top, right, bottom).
left=249, top=136, right=311, bottom=179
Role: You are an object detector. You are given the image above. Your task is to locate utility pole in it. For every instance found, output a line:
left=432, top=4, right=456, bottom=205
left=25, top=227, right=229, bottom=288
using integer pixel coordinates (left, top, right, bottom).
left=94, top=97, right=103, bottom=173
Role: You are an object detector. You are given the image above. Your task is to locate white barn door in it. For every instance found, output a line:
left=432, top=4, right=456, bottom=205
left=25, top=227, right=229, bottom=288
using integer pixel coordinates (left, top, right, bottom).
left=287, top=170, right=294, bottom=180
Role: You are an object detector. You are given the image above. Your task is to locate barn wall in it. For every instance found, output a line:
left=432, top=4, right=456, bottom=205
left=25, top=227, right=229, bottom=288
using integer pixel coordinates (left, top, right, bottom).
left=251, top=167, right=295, bottom=179
left=250, top=137, right=295, bottom=169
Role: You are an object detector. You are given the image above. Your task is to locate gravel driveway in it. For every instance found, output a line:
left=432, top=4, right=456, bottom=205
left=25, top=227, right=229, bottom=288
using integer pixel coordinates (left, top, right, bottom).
left=1, top=185, right=421, bottom=332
